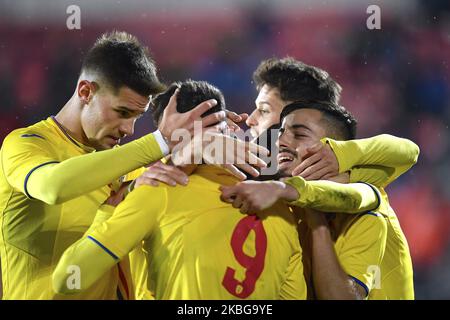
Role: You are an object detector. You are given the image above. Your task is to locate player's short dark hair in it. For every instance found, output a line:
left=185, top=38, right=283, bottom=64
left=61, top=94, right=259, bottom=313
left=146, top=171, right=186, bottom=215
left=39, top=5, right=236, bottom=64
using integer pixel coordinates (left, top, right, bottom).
left=81, top=31, right=165, bottom=97
left=151, top=80, right=226, bottom=126
left=280, top=100, right=357, bottom=140
left=253, top=57, right=342, bottom=104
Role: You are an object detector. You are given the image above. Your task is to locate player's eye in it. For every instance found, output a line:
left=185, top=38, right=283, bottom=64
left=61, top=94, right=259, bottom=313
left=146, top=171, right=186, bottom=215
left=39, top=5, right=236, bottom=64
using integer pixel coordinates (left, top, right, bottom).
left=116, top=110, right=130, bottom=118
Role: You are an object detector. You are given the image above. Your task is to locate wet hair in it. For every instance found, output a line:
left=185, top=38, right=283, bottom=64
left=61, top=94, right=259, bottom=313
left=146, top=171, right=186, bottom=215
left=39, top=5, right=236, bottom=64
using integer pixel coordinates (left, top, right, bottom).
left=151, top=79, right=226, bottom=126
left=253, top=57, right=342, bottom=104
left=81, top=31, right=165, bottom=96
left=280, top=100, right=357, bottom=140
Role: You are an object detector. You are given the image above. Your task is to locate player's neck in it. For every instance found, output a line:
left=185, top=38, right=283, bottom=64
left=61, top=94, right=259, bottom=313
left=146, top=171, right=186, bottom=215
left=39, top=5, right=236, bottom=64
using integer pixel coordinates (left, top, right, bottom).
left=54, top=95, right=89, bottom=146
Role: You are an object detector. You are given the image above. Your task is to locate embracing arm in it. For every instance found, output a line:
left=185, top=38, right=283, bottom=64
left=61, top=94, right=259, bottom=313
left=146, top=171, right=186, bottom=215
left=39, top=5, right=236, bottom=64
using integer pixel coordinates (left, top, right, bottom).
left=2, top=129, right=168, bottom=205
left=283, top=176, right=380, bottom=214
left=52, top=186, right=166, bottom=294
left=326, top=134, right=419, bottom=187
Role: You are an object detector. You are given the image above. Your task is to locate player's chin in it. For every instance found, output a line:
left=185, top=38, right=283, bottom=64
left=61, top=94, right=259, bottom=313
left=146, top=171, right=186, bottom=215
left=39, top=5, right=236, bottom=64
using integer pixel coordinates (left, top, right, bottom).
left=276, top=164, right=293, bottom=178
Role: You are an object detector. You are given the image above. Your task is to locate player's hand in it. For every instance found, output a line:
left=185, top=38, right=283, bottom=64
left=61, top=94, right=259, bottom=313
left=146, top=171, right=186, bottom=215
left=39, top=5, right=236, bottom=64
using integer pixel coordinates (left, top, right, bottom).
left=104, top=182, right=130, bottom=207
left=172, top=130, right=269, bottom=180
left=292, top=142, right=339, bottom=180
left=219, top=180, right=299, bottom=215
left=158, top=88, right=226, bottom=151
left=303, top=208, right=329, bottom=230
left=134, top=161, right=189, bottom=188
left=225, top=110, right=248, bottom=133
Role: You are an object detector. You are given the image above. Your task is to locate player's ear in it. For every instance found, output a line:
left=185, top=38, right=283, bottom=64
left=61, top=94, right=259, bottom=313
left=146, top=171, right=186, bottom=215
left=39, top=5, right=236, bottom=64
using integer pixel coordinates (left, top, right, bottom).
left=77, top=80, right=97, bottom=105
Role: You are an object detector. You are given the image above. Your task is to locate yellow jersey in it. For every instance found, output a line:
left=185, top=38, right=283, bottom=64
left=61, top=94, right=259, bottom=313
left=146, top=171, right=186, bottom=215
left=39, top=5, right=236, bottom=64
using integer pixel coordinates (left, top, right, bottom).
left=287, top=176, right=415, bottom=299
left=0, top=116, right=165, bottom=299
left=327, top=135, right=417, bottom=299
left=86, top=165, right=307, bottom=299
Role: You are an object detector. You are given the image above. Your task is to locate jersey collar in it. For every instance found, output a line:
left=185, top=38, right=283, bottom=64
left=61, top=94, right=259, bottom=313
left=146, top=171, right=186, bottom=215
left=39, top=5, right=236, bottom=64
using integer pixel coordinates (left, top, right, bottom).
left=49, top=116, right=96, bottom=153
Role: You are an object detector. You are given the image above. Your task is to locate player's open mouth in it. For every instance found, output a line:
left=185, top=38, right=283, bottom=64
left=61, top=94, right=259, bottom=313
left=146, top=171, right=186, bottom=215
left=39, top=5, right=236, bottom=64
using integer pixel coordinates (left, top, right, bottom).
left=277, top=152, right=295, bottom=166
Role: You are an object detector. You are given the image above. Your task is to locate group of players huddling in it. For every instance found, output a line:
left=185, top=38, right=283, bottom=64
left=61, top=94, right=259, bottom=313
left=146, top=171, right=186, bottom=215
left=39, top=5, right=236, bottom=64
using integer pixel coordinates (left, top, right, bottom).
left=0, top=31, right=419, bottom=300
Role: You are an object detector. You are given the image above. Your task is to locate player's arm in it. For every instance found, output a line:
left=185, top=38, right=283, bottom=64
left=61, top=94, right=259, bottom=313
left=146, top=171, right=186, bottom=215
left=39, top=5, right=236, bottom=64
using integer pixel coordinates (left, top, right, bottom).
left=2, top=128, right=169, bottom=205
left=2, top=93, right=228, bottom=205
left=327, top=134, right=419, bottom=187
left=278, top=245, right=308, bottom=300
left=52, top=186, right=165, bottom=294
left=220, top=178, right=380, bottom=215
left=283, top=176, right=380, bottom=214
left=305, top=209, right=387, bottom=300
left=293, top=134, right=419, bottom=188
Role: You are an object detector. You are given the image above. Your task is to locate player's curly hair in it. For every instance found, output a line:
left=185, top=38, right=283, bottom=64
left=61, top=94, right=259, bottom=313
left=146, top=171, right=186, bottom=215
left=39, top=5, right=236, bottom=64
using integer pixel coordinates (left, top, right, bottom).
left=253, top=57, right=342, bottom=104
left=151, top=79, right=226, bottom=126
left=280, top=100, right=357, bottom=140
left=81, top=30, right=165, bottom=96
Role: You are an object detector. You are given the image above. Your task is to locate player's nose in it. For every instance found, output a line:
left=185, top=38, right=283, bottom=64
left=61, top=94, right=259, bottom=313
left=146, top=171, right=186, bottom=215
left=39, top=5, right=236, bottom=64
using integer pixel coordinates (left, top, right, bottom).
left=119, top=119, right=135, bottom=137
left=276, top=128, right=290, bottom=149
left=246, top=110, right=258, bottom=128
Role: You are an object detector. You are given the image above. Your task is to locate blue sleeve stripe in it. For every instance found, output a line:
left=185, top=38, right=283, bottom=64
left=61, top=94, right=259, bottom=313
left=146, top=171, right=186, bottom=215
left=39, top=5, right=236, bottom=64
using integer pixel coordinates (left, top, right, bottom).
left=357, top=181, right=381, bottom=212
left=362, top=211, right=381, bottom=218
left=21, top=134, right=45, bottom=140
left=24, top=161, right=60, bottom=199
left=87, top=236, right=119, bottom=260
left=349, top=275, right=369, bottom=297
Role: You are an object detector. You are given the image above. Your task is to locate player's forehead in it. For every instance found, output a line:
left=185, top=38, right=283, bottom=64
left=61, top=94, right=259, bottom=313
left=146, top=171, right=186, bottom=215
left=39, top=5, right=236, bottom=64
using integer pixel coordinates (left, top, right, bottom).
left=113, top=86, right=150, bottom=112
left=255, top=84, right=283, bottom=108
left=282, top=109, right=324, bottom=132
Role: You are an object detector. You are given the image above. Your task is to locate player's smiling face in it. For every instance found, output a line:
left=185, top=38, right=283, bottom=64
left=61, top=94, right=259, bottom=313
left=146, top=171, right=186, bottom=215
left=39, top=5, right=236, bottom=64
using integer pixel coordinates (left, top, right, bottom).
left=246, top=85, right=291, bottom=140
left=276, top=108, right=327, bottom=177
left=81, top=85, right=149, bottom=150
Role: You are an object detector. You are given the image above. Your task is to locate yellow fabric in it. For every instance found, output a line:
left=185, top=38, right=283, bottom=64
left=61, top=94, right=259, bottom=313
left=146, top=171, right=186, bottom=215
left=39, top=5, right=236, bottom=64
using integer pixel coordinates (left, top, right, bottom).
left=0, top=117, right=164, bottom=299
left=75, top=165, right=307, bottom=299
left=324, top=134, right=419, bottom=187
left=129, top=244, right=154, bottom=300
left=331, top=213, right=387, bottom=299
left=372, top=190, right=414, bottom=299
left=287, top=178, right=414, bottom=299
left=284, top=176, right=380, bottom=213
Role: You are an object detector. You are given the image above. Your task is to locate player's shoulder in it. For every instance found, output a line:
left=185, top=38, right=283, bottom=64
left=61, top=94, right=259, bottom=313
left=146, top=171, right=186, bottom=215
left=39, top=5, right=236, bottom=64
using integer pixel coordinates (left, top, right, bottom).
left=351, top=210, right=388, bottom=236
left=3, top=118, right=54, bottom=145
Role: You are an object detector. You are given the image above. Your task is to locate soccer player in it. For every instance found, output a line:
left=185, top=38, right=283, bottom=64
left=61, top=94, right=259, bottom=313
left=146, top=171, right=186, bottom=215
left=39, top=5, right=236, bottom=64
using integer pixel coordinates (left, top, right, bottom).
left=52, top=80, right=307, bottom=300
left=220, top=101, right=418, bottom=299
left=247, top=57, right=419, bottom=183
left=247, top=57, right=341, bottom=141
left=0, top=31, right=262, bottom=300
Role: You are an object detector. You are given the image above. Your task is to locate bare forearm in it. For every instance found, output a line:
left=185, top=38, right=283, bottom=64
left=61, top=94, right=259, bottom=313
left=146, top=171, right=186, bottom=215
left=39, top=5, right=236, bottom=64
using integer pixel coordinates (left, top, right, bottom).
left=311, top=226, right=363, bottom=300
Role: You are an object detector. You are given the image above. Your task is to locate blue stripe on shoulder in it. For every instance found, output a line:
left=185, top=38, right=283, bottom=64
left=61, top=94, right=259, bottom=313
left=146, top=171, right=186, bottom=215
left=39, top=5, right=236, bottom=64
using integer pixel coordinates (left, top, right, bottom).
left=349, top=275, right=369, bottom=297
left=361, top=211, right=381, bottom=218
left=24, top=161, right=60, bottom=199
left=87, top=236, right=119, bottom=260
left=21, top=133, right=45, bottom=140
left=357, top=181, right=381, bottom=210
